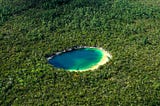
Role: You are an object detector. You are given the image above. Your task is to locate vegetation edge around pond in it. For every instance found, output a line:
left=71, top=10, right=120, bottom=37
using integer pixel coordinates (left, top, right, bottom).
left=47, top=46, right=112, bottom=72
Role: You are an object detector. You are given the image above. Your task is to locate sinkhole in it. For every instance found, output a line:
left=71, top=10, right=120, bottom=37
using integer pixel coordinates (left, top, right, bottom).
left=47, top=47, right=112, bottom=72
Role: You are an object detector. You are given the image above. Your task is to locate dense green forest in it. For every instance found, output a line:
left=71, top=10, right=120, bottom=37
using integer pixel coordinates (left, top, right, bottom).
left=0, top=0, right=160, bottom=105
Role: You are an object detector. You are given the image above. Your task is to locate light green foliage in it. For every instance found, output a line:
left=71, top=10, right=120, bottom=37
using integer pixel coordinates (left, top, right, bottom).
left=137, top=0, right=160, bottom=7
left=0, top=0, right=160, bottom=105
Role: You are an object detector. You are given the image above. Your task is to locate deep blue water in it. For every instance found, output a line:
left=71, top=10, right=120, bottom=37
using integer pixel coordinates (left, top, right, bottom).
left=48, top=48, right=103, bottom=71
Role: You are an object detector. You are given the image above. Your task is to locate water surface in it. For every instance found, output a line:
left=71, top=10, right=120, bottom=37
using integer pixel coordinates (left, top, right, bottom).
left=48, top=48, right=107, bottom=71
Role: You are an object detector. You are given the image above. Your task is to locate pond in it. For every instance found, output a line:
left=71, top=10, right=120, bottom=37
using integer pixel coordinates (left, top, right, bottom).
left=47, top=47, right=112, bottom=72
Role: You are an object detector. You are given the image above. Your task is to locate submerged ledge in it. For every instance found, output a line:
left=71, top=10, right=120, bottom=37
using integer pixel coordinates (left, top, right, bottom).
left=47, top=46, right=112, bottom=72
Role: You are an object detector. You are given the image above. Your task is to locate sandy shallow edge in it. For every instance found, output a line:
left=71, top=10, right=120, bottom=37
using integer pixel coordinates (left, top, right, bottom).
left=68, top=47, right=112, bottom=72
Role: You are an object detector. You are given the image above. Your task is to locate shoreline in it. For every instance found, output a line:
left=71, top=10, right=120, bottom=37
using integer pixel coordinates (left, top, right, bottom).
left=47, top=47, right=112, bottom=72
left=68, top=47, right=112, bottom=72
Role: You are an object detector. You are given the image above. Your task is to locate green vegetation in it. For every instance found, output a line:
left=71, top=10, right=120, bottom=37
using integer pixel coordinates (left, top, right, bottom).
left=0, top=0, right=160, bottom=105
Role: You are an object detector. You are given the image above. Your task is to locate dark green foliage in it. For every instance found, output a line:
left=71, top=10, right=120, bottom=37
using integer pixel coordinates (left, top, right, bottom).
left=0, top=0, right=160, bottom=105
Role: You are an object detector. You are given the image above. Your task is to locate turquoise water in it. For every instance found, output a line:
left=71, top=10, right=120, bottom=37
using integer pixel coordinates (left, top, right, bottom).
left=48, top=48, right=104, bottom=71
